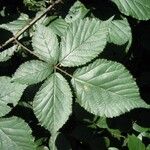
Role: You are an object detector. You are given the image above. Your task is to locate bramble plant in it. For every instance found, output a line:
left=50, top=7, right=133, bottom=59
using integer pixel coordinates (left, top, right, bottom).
left=0, top=0, right=150, bottom=149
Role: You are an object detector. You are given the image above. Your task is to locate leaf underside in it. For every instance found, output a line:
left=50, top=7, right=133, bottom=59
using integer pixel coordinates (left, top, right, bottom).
left=71, top=59, right=148, bottom=118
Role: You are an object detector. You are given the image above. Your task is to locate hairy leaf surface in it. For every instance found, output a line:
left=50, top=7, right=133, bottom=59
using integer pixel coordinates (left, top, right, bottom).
left=0, top=77, right=26, bottom=117
left=33, top=73, right=72, bottom=134
left=71, top=59, right=148, bottom=118
left=59, top=18, right=108, bottom=67
left=0, top=45, right=17, bottom=62
left=32, top=25, right=59, bottom=64
left=112, top=0, right=150, bottom=20
left=13, top=60, right=53, bottom=85
left=0, top=117, right=36, bottom=150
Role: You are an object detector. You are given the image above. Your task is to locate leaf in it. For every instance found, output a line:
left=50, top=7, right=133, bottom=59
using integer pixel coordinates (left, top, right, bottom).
left=108, top=148, right=119, bottom=150
left=0, top=45, right=17, bottom=62
left=0, top=13, right=29, bottom=34
left=0, top=117, right=36, bottom=150
left=13, top=60, right=53, bottom=85
left=128, top=135, right=145, bottom=150
left=59, top=18, right=108, bottom=67
left=33, top=73, right=72, bottom=134
left=108, top=18, right=132, bottom=46
left=133, top=123, right=150, bottom=133
left=71, top=59, right=149, bottom=118
left=147, top=145, right=150, bottom=150
left=112, top=0, right=150, bottom=20
left=96, top=117, right=109, bottom=129
left=65, top=0, right=89, bottom=23
left=0, top=76, right=26, bottom=117
left=48, top=18, right=69, bottom=36
left=49, top=132, right=71, bottom=150
left=108, top=129, right=122, bottom=140
left=32, top=25, right=59, bottom=64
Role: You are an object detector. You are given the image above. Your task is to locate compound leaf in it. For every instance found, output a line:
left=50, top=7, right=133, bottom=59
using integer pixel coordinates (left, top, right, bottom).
left=112, top=0, right=150, bottom=20
left=59, top=18, right=108, bottom=67
left=0, top=117, right=36, bottom=150
left=13, top=60, right=53, bottom=85
left=33, top=73, right=72, bottom=134
left=71, top=59, right=149, bottom=118
left=0, top=76, right=26, bottom=117
left=32, top=25, right=59, bottom=64
left=0, top=45, right=17, bottom=62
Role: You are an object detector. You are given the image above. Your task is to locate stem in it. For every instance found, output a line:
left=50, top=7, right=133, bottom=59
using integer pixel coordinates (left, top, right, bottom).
left=55, top=66, right=73, bottom=78
left=15, top=39, right=40, bottom=58
left=0, top=0, right=62, bottom=49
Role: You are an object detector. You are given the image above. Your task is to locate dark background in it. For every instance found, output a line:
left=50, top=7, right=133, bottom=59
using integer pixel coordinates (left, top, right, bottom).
left=0, top=0, right=150, bottom=149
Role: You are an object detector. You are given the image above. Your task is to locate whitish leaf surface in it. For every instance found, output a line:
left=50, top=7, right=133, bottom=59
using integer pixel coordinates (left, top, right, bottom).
left=13, top=60, right=53, bottom=85
left=33, top=73, right=72, bottom=134
left=0, top=117, right=36, bottom=150
left=0, top=77, right=26, bottom=117
left=128, top=135, right=145, bottom=150
left=0, top=13, right=29, bottom=34
left=48, top=18, right=69, bottom=36
left=108, top=18, right=132, bottom=45
left=65, top=0, right=89, bottom=23
left=32, top=25, right=59, bottom=64
left=133, top=123, right=150, bottom=133
left=112, top=0, right=150, bottom=20
left=71, top=59, right=149, bottom=118
left=108, top=148, right=119, bottom=150
left=59, top=18, right=108, bottom=67
left=0, top=45, right=17, bottom=62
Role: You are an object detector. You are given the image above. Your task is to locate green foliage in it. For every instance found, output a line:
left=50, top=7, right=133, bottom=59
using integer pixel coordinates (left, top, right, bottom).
left=0, top=45, right=17, bottom=62
left=33, top=73, right=72, bottom=135
left=13, top=60, right=53, bottom=85
left=0, top=77, right=26, bottom=117
left=32, top=25, right=59, bottom=64
left=112, top=0, right=150, bottom=20
left=0, top=13, right=29, bottom=35
left=0, top=117, right=36, bottom=150
left=0, top=0, right=150, bottom=149
left=127, top=135, right=146, bottom=150
left=71, top=59, right=148, bottom=117
left=59, top=18, right=108, bottom=67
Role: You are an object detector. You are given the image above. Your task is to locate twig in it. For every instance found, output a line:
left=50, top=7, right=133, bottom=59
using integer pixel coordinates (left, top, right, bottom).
left=55, top=66, right=73, bottom=78
left=15, top=39, right=40, bottom=58
left=0, top=0, right=62, bottom=49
